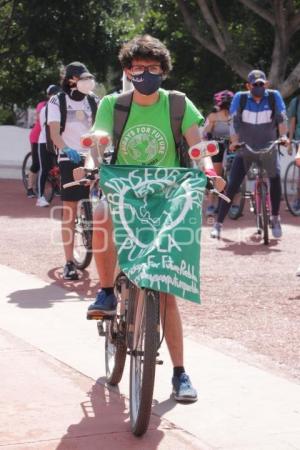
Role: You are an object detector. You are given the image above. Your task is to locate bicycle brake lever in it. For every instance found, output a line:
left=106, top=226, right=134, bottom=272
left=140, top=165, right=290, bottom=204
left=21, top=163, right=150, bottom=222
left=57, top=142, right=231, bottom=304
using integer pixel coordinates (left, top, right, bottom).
left=210, top=188, right=231, bottom=203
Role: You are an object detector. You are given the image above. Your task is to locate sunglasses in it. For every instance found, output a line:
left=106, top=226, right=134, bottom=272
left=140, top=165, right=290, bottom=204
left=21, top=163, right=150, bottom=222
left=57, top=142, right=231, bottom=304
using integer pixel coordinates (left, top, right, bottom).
left=252, top=82, right=265, bottom=87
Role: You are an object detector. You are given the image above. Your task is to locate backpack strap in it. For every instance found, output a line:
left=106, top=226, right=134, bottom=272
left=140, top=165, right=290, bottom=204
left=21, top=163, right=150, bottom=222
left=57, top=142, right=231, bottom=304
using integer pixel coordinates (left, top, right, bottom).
left=87, top=94, right=98, bottom=124
left=58, top=92, right=67, bottom=135
left=238, top=92, right=248, bottom=114
left=169, top=91, right=186, bottom=148
left=295, top=95, right=300, bottom=126
left=112, top=90, right=134, bottom=164
left=267, top=90, right=276, bottom=119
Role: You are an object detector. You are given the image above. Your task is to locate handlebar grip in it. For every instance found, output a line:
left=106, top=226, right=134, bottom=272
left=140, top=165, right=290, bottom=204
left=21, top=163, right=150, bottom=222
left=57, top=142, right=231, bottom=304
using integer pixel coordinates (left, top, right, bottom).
left=63, top=179, right=91, bottom=189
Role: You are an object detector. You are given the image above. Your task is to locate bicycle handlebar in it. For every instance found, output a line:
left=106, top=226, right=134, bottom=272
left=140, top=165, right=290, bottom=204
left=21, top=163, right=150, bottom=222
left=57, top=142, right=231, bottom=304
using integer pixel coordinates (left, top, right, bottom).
left=233, top=138, right=286, bottom=155
left=63, top=168, right=98, bottom=189
left=206, top=177, right=231, bottom=203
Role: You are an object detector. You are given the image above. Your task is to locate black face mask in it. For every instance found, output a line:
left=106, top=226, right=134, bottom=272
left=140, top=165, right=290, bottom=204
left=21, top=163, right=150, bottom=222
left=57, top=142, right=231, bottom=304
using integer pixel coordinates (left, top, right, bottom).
left=251, top=86, right=265, bottom=98
left=69, top=88, right=86, bottom=101
left=131, top=71, right=163, bottom=95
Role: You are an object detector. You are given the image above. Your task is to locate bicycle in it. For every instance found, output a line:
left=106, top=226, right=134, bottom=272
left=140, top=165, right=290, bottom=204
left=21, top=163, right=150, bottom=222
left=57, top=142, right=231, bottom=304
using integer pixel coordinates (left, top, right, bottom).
left=22, top=151, right=60, bottom=203
left=64, top=133, right=230, bottom=436
left=283, top=139, right=300, bottom=216
left=236, top=139, right=284, bottom=245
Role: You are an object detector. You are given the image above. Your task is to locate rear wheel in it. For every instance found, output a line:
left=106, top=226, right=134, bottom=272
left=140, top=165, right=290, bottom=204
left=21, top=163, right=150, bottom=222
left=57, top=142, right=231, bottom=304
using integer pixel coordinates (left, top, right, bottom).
left=129, top=289, right=160, bottom=437
left=284, top=160, right=300, bottom=216
left=73, top=199, right=93, bottom=269
left=43, top=178, right=55, bottom=203
left=22, top=152, right=33, bottom=192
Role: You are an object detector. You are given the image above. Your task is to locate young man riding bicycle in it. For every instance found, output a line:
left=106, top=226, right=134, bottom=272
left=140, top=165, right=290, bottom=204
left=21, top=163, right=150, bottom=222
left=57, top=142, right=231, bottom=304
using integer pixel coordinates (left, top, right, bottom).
left=75, top=35, right=225, bottom=402
left=211, top=69, right=289, bottom=240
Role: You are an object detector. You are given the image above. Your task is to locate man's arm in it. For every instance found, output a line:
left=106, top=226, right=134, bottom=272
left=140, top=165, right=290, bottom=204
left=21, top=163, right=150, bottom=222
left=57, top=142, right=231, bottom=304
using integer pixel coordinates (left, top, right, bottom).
left=49, top=122, right=66, bottom=150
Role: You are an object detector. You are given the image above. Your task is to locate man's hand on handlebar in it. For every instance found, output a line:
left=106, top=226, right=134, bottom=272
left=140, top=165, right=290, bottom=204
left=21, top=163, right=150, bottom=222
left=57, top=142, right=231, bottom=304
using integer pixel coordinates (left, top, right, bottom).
left=229, top=142, right=240, bottom=152
left=278, top=135, right=290, bottom=147
left=71, top=167, right=98, bottom=187
left=73, top=167, right=86, bottom=182
left=210, top=175, right=226, bottom=193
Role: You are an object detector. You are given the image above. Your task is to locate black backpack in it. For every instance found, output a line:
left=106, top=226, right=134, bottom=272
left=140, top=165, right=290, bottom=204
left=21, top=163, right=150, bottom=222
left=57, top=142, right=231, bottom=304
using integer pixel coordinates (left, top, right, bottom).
left=291, top=95, right=300, bottom=128
left=45, top=91, right=98, bottom=153
left=239, top=90, right=276, bottom=119
left=111, top=90, right=191, bottom=167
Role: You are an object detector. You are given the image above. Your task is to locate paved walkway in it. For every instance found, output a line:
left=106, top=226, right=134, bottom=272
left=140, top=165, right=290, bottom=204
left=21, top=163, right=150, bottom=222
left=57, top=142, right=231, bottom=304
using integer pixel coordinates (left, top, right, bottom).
left=0, top=264, right=300, bottom=449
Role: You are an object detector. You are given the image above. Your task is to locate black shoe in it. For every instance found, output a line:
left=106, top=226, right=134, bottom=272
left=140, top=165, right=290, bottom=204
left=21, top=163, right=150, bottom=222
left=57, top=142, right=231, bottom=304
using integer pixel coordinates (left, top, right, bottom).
left=27, top=188, right=36, bottom=198
left=63, top=261, right=79, bottom=280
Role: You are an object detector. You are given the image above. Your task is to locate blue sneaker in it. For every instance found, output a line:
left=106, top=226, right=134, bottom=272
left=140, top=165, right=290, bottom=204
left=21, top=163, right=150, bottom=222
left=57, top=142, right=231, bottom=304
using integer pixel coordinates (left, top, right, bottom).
left=87, top=290, right=117, bottom=319
left=172, top=373, right=198, bottom=403
left=205, top=205, right=216, bottom=217
left=270, top=216, right=282, bottom=239
left=292, top=198, right=300, bottom=212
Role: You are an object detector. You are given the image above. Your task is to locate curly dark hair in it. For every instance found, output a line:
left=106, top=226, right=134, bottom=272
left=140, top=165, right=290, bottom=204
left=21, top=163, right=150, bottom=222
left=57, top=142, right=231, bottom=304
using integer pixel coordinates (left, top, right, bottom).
left=118, top=35, right=173, bottom=74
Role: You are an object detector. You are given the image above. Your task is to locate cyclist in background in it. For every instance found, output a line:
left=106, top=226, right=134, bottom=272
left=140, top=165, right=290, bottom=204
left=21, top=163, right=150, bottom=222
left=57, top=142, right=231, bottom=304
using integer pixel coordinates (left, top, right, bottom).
left=27, top=98, right=47, bottom=197
left=47, top=62, right=98, bottom=280
left=203, top=90, right=242, bottom=217
left=295, top=147, right=300, bottom=276
left=36, top=84, right=61, bottom=207
left=211, top=69, right=288, bottom=240
left=78, top=35, right=225, bottom=402
left=287, top=79, right=300, bottom=144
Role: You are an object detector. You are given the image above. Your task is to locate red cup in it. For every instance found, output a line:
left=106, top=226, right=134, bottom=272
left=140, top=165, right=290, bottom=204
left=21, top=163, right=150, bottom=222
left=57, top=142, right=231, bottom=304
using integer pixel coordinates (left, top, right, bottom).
left=99, top=136, right=110, bottom=145
left=82, top=137, right=93, bottom=147
left=190, top=148, right=201, bottom=159
left=207, top=143, right=217, bottom=154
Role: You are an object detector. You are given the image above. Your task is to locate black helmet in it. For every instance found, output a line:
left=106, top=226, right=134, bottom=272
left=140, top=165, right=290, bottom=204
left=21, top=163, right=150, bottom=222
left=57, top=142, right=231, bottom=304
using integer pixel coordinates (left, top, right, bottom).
left=46, top=84, right=61, bottom=96
left=65, top=61, right=93, bottom=79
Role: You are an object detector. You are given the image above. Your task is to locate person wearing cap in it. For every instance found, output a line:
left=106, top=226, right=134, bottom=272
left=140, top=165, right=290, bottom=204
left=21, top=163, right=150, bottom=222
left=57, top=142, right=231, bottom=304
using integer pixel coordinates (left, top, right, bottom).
left=47, top=62, right=99, bottom=280
left=211, top=69, right=289, bottom=240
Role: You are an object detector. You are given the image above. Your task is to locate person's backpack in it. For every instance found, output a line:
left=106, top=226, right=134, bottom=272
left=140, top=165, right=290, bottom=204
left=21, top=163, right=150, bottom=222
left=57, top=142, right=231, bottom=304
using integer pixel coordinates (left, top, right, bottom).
left=111, top=90, right=191, bottom=167
left=45, top=91, right=98, bottom=153
left=239, top=90, right=276, bottom=119
left=292, top=95, right=300, bottom=128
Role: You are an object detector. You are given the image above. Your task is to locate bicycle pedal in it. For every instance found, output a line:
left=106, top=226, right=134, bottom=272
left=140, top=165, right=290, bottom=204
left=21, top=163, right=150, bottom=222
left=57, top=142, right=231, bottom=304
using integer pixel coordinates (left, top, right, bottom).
left=86, top=313, right=115, bottom=321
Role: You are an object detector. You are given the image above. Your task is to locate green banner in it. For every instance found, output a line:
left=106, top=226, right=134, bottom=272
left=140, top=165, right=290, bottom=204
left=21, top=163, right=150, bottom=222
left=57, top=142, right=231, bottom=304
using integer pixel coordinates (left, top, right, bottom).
left=100, top=165, right=206, bottom=303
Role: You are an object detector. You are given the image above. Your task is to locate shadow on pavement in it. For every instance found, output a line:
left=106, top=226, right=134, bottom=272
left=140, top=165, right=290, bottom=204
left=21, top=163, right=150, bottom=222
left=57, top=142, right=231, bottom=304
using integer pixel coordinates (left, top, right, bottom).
left=47, top=267, right=98, bottom=299
left=55, top=380, right=164, bottom=450
left=7, top=282, right=83, bottom=309
left=218, top=236, right=281, bottom=255
left=7, top=267, right=97, bottom=309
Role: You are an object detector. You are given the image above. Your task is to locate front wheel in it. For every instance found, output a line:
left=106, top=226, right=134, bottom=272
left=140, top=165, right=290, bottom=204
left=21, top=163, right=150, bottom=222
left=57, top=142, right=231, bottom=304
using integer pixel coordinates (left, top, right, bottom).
left=73, top=199, right=93, bottom=269
left=284, top=160, right=300, bottom=216
left=104, top=273, right=129, bottom=385
left=129, top=289, right=160, bottom=437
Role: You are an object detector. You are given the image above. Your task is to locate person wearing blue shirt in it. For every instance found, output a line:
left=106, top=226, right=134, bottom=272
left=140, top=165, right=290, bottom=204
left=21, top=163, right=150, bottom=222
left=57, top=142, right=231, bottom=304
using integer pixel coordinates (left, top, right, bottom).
left=211, top=69, right=288, bottom=240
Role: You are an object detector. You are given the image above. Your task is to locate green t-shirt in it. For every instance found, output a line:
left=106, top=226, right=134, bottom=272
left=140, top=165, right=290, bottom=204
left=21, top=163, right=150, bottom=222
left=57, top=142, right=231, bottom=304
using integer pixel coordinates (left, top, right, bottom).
left=287, top=96, right=300, bottom=139
left=93, top=89, right=204, bottom=167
